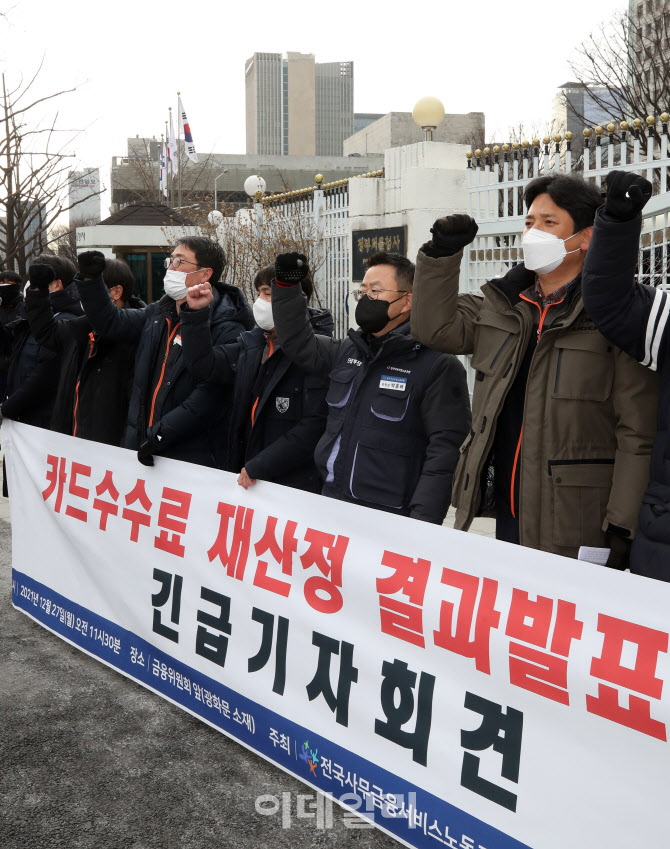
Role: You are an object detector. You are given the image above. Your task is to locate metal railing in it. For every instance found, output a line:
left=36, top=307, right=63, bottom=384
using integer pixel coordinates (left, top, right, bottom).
left=257, top=170, right=382, bottom=337
left=464, top=116, right=670, bottom=297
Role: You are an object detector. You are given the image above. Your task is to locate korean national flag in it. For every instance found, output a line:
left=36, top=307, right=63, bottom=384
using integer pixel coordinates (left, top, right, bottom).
left=178, top=96, right=198, bottom=163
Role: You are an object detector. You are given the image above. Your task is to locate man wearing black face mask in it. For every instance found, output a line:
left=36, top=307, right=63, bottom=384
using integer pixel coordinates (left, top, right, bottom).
left=271, top=251, right=471, bottom=523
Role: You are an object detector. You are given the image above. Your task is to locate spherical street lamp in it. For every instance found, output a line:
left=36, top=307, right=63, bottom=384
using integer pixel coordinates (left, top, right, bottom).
left=244, top=174, right=266, bottom=199
left=207, top=210, right=224, bottom=227
left=412, top=97, right=446, bottom=141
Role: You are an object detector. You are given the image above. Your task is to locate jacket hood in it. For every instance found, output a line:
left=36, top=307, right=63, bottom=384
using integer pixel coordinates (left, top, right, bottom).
left=211, top=282, right=254, bottom=331
left=307, top=306, right=334, bottom=337
left=51, top=281, right=84, bottom=317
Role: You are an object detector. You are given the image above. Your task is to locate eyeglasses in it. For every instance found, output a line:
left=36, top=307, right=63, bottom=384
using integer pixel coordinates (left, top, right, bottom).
left=351, top=287, right=407, bottom=301
left=164, top=256, right=203, bottom=271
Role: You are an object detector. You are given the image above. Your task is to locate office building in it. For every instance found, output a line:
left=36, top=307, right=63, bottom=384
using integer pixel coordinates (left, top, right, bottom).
left=245, top=52, right=354, bottom=156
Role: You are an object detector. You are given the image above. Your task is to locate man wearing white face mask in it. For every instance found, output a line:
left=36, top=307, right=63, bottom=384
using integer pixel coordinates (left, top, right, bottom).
left=411, top=174, right=658, bottom=566
left=74, top=239, right=254, bottom=468
left=178, top=263, right=332, bottom=492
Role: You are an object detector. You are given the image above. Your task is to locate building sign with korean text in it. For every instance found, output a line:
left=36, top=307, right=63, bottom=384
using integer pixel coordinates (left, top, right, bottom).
left=352, top=227, right=406, bottom=282
left=6, top=420, right=670, bottom=849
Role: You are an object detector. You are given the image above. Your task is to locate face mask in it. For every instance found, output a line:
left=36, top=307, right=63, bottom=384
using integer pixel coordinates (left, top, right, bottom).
left=355, top=293, right=405, bottom=335
left=0, top=283, right=21, bottom=300
left=163, top=269, right=190, bottom=301
left=253, top=297, right=274, bottom=330
left=521, top=228, right=583, bottom=274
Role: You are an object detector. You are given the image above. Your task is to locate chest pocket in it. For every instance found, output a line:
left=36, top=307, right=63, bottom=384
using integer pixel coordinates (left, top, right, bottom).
left=552, top=333, right=614, bottom=402
left=370, top=382, right=413, bottom=422
left=471, top=309, right=519, bottom=376
left=326, top=367, right=357, bottom=411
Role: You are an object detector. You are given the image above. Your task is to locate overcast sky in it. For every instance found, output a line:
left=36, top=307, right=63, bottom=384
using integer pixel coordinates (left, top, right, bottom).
left=2, top=0, right=627, bottom=216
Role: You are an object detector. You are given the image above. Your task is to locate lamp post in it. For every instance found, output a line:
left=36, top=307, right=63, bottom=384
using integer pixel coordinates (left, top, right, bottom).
left=244, top=175, right=267, bottom=242
left=214, top=169, right=228, bottom=211
left=412, top=96, right=446, bottom=141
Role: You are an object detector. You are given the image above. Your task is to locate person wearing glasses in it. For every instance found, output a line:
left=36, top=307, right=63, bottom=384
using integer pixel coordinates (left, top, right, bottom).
left=74, top=239, right=253, bottom=468
left=269, top=250, right=471, bottom=523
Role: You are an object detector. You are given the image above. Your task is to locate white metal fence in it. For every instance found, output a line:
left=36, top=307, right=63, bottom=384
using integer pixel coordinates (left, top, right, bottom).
left=262, top=182, right=353, bottom=338
left=465, top=120, right=670, bottom=296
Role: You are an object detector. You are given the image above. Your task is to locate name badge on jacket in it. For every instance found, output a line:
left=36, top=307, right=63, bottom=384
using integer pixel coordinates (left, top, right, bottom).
left=379, top=375, right=407, bottom=391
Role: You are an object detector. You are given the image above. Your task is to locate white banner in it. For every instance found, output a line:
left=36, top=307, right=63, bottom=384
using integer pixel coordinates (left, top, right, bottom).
left=6, top=420, right=670, bottom=849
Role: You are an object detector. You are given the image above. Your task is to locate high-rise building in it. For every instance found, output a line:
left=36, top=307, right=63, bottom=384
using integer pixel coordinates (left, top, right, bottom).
left=315, top=62, right=353, bottom=156
left=69, top=169, right=101, bottom=229
left=245, top=52, right=353, bottom=156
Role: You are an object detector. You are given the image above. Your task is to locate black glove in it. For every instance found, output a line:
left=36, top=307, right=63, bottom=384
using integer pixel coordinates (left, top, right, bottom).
left=275, top=252, right=309, bottom=284
left=137, top=432, right=163, bottom=467
left=604, top=532, right=631, bottom=571
left=423, top=215, right=479, bottom=258
left=604, top=170, right=652, bottom=222
left=28, top=263, right=56, bottom=292
left=78, top=250, right=107, bottom=279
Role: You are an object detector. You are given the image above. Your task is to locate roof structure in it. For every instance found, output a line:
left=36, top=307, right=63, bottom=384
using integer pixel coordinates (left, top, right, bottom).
left=98, top=204, right=194, bottom=227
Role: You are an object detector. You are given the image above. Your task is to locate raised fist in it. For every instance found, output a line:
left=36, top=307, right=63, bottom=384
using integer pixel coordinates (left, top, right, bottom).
left=28, top=263, right=56, bottom=292
left=77, top=250, right=107, bottom=279
left=424, top=215, right=479, bottom=258
left=275, top=252, right=309, bottom=284
left=186, top=282, right=214, bottom=311
left=604, top=170, right=652, bottom=222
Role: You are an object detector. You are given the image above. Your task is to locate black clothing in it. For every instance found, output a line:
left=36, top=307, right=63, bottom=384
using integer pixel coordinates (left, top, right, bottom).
left=271, top=282, right=471, bottom=523
left=582, top=209, right=670, bottom=580
left=0, top=286, right=23, bottom=400
left=25, top=286, right=146, bottom=445
left=178, top=304, right=332, bottom=492
left=76, top=271, right=254, bottom=468
left=1, top=283, right=83, bottom=427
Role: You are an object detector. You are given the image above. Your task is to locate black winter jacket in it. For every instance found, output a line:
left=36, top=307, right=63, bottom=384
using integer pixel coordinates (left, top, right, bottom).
left=271, top=282, right=472, bottom=523
left=1, top=283, right=83, bottom=428
left=582, top=209, right=670, bottom=580
left=0, top=286, right=23, bottom=400
left=179, top=304, right=332, bottom=492
left=76, top=271, right=254, bottom=467
left=25, top=286, right=146, bottom=445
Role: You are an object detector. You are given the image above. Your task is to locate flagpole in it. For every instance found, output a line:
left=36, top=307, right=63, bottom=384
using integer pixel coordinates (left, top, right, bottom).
left=165, top=120, right=170, bottom=207
left=159, top=133, right=164, bottom=202
left=177, top=90, right=182, bottom=209
left=168, top=106, right=174, bottom=208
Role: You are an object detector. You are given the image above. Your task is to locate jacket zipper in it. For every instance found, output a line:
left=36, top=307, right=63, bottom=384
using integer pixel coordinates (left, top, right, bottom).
left=509, top=294, right=564, bottom=517
left=149, top=318, right=180, bottom=428
left=250, top=338, right=276, bottom=428
left=72, top=332, right=96, bottom=437
left=554, top=349, right=563, bottom=395
left=490, top=333, right=514, bottom=370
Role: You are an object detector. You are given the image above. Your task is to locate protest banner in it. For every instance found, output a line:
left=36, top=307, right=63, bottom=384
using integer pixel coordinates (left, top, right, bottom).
left=6, top=420, right=670, bottom=849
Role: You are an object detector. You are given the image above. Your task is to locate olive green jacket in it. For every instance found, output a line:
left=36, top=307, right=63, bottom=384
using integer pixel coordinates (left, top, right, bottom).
left=411, top=249, right=660, bottom=559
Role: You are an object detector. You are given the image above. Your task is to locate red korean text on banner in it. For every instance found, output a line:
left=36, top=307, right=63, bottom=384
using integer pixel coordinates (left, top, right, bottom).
left=377, top=551, right=431, bottom=647
left=505, top=591, right=584, bottom=705
left=587, top=614, right=669, bottom=740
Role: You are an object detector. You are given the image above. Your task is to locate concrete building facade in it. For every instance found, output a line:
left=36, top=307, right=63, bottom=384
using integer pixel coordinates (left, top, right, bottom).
left=343, top=111, right=486, bottom=156
left=68, top=169, right=101, bottom=229
left=245, top=52, right=354, bottom=156
left=552, top=82, right=621, bottom=152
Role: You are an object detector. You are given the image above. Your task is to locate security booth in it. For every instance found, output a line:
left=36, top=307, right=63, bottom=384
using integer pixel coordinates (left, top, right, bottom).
left=75, top=204, right=199, bottom=304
